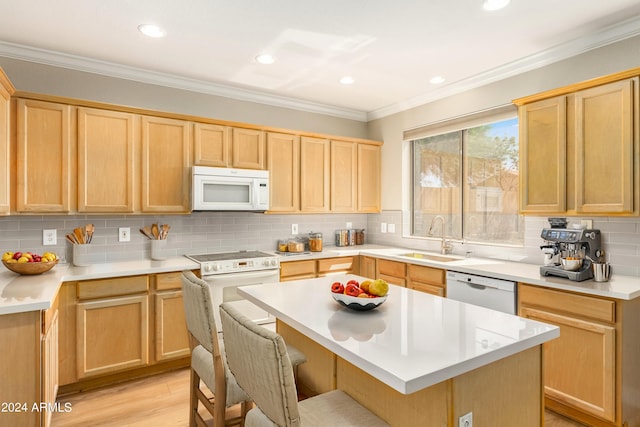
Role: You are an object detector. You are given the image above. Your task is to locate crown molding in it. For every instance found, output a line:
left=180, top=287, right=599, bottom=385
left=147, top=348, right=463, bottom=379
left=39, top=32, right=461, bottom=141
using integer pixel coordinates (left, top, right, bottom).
left=0, top=41, right=368, bottom=122
left=367, top=14, right=640, bottom=121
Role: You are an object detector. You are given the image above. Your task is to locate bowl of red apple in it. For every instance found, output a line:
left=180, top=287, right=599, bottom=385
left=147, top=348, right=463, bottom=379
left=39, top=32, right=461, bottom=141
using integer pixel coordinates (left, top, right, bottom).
left=330, top=278, right=389, bottom=311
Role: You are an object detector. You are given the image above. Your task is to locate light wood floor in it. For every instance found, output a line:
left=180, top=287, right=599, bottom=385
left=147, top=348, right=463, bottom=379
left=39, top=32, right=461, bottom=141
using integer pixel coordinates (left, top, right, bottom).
left=51, top=368, right=588, bottom=426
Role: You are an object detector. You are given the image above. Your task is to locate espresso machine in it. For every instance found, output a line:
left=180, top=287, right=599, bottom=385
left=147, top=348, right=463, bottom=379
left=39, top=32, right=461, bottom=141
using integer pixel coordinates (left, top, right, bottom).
left=539, top=227, right=603, bottom=281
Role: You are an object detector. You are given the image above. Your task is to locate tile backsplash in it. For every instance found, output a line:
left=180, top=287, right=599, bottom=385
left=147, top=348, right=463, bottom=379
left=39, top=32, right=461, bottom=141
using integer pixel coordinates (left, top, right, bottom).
left=1, top=211, right=638, bottom=277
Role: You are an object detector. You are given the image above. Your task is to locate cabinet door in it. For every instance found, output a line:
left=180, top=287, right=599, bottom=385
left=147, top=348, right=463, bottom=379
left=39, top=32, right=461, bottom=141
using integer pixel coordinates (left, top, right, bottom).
left=317, top=256, right=357, bottom=276
left=575, top=78, right=637, bottom=213
left=519, top=97, right=567, bottom=213
left=520, top=306, right=615, bottom=422
left=77, top=108, right=137, bottom=212
left=76, top=295, right=149, bottom=378
left=231, top=127, right=265, bottom=169
left=330, top=140, right=357, bottom=212
left=359, top=256, right=376, bottom=279
left=154, top=290, right=190, bottom=362
left=357, top=143, right=381, bottom=212
left=300, top=136, right=330, bottom=212
left=408, top=264, right=446, bottom=296
left=41, top=310, right=59, bottom=427
left=141, top=116, right=191, bottom=213
left=16, top=99, right=72, bottom=212
left=0, top=69, right=13, bottom=215
left=267, top=132, right=300, bottom=212
left=280, top=260, right=316, bottom=282
left=194, top=122, right=230, bottom=166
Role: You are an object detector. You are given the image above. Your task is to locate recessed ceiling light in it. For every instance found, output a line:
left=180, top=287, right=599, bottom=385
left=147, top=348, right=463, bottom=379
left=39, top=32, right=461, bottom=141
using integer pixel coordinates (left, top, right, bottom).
left=138, top=24, right=166, bottom=38
left=430, top=76, right=445, bottom=84
left=340, top=76, right=355, bottom=85
left=483, top=0, right=510, bottom=11
left=255, top=54, right=275, bottom=65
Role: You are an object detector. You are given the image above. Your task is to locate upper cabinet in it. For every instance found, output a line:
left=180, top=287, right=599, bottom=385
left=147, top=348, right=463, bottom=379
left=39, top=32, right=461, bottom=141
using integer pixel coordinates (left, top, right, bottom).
left=193, top=122, right=230, bottom=167
left=0, top=68, right=14, bottom=215
left=16, top=99, right=72, bottom=213
left=77, top=107, right=138, bottom=213
left=300, top=136, right=330, bottom=212
left=330, top=140, right=357, bottom=212
left=267, top=132, right=300, bottom=212
left=231, top=127, right=265, bottom=170
left=141, top=116, right=191, bottom=213
left=515, top=70, right=639, bottom=216
left=357, top=143, right=381, bottom=212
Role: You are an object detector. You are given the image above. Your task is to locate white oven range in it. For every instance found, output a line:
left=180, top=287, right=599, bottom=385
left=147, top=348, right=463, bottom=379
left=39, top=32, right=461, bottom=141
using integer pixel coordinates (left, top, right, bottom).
left=185, top=250, right=280, bottom=332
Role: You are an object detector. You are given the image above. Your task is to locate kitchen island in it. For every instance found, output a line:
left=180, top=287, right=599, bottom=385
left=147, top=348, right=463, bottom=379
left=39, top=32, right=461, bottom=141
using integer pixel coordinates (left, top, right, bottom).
left=239, top=274, right=560, bottom=427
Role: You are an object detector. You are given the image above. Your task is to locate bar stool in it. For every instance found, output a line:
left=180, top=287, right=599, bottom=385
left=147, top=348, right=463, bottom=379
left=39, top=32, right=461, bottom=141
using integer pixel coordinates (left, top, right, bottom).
left=219, top=302, right=390, bottom=427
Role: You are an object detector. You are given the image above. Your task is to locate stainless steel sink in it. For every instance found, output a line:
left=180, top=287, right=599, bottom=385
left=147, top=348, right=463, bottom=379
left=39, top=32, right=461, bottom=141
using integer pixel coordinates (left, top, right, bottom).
left=399, top=253, right=460, bottom=262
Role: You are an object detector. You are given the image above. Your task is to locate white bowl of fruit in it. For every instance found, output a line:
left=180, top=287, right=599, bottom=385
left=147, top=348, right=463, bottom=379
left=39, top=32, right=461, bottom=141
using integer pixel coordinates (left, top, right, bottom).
left=2, top=251, right=59, bottom=275
left=330, top=278, right=389, bottom=311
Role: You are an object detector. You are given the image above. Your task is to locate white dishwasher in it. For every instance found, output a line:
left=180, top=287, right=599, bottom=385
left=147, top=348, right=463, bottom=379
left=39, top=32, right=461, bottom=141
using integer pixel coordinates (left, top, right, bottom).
left=446, top=271, right=517, bottom=314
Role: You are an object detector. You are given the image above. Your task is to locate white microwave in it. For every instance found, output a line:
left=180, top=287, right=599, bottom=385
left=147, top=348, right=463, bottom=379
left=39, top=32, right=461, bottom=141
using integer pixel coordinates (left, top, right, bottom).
left=192, top=166, right=269, bottom=211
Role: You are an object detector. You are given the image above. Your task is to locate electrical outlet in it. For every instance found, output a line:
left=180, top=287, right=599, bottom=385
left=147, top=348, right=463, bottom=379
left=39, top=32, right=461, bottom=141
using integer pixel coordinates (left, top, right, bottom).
left=43, top=229, right=57, bottom=246
left=346, top=222, right=352, bottom=229
left=388, top=223, right=396, bottom=233
left=119, top=227, right=130, bottom=242
left=581, top=219, right=593, bottom=229
left=291, top=224, right=298, bottom=235
left=459, top=412, right=472, bottom=427
left=381, top=222, right=387, bottom=233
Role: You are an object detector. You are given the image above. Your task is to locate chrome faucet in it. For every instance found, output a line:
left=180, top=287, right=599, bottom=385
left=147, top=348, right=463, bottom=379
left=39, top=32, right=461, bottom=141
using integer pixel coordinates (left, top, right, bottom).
left=428, top=215, right=453, bottom=255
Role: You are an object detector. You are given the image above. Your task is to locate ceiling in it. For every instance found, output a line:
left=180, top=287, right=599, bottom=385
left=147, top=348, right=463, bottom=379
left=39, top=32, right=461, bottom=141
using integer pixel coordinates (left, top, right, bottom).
left=1, top=0, right=640, bottom=121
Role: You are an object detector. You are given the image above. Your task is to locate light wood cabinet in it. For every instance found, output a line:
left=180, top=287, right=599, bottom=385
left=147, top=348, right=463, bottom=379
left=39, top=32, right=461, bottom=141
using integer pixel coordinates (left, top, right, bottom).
left=231, top=127, right=265, bottom=169
left=357, top=143, right=381, bottom=212
left=407, top=264, right=446, bottom=296
left=141, top=116, right=191, bottom=213
left=41, top=308, right=59, bottom=427
left=518, top=96, right=567, bottom=213
left=0, top=69, right=13, bottom=215
left=376, top=259, right=407, bottom=286
left=77, top=107, right=138, bottom=212
left=518, top=284, right=640, bottom=427
left=193, top=122, right=230, bottom=167
left=330, top=140, right=357, bottom=212
left=267, top=132, right=300, bottom=212
left=300, top=136, right=330, bottom=212
left=76, top=294, right=149, bottom=378
left=574, top=78, right=637, bottom=213
left=16, top=99, right=72, bottom=212
left=280, top=259, right=317, bottom=282
left=153, top=272, right=190, bottom=362
left=359, top=256, right=376, bottom=278
left=280, top=257, right=358, bottom=282
left=516, top=72, right=639, bottom=216
left=317, top=256, right=358, bottom=276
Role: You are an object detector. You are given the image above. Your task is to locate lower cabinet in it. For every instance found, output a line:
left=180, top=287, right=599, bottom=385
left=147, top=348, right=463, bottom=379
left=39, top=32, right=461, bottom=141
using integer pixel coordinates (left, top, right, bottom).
left=359, top=255, right=376, bottom=278
left=41, top=308, right=59, bottom=427
left=76, top=294, right=149, bottom=378
left=375, top=259, right=407, bottom=286
left=518, top=284, right=640, bottom=427
left=280, top=256, right=358, bottom=281
left=407, top=264, right=446, bottom=296
left=59, top=271, right=192, bottom=391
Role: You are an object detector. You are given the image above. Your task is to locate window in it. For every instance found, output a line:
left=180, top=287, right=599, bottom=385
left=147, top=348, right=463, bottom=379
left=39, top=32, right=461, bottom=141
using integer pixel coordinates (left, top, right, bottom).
left=410, top=116, right=523, bottom=246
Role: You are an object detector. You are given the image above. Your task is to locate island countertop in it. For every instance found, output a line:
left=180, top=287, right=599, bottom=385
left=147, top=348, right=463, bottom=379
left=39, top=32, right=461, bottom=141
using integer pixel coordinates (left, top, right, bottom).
left=238, top=274, right=559, bottom=394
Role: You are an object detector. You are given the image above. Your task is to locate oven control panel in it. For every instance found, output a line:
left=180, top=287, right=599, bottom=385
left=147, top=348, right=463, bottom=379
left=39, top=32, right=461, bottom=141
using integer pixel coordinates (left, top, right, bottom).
left=201, top=257, right=279, bottom=275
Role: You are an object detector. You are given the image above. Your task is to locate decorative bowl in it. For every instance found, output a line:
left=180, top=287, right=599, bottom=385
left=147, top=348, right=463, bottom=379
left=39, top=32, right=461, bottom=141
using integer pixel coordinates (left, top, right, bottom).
left=2, top=260, right=59, bottom=275
left=331, top=292, right=387, bottom=311
left=561, top=257, right=583, bottom=271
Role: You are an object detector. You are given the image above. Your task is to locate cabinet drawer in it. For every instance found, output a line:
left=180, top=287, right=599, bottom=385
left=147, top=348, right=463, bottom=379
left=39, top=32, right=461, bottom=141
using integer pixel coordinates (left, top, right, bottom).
left=408, top=264, right=445, bottom=285
left=377, top=259, right=406, bottom=278
left=410, top=281, right=445, bottom=297
left=518, top=284, right=615, bottom=323
left=317, top=256, right=355, bottom=275
left=154, top=271, right=184, bottom=291
left=77, top=276, right=149, bottom=300
left=280, top=260, right=316, bottom=279
left=377, top=273, right=406, bottom=287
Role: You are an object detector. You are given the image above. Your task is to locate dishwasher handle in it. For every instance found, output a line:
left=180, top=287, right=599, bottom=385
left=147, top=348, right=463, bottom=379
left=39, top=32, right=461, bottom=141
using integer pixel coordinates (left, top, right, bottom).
left=446, top=271, right=515, bottom=292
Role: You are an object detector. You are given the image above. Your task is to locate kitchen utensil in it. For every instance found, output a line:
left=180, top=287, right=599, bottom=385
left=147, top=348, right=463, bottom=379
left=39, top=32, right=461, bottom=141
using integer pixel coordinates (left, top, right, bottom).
left=66, top=234, right=78, bottom=245
left=593, top=263, right=611, bottom=282
left=160, top=224, right=170, bottom=240
left=140, top=226, right=154, bottom=240
left=85, top=224, right=94, bottom=243
left=151, top=223, right=159, bottom=240
left=74, top=227, right=85, bottom=245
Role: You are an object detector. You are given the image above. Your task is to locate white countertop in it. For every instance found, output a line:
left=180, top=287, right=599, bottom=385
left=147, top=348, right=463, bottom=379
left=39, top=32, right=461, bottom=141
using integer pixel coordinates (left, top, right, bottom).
left=238, top=274, right=560, bottom=394
left=275, top=244, right=640, bottom=300
left=0, top=257, right=200, bottom=315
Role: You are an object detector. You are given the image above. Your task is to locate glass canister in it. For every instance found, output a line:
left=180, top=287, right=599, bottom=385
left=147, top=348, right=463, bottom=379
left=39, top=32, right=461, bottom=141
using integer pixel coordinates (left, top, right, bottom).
left=309, top=232, right=323, bottom=252
left=355, top=229, right=365, bottom=245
